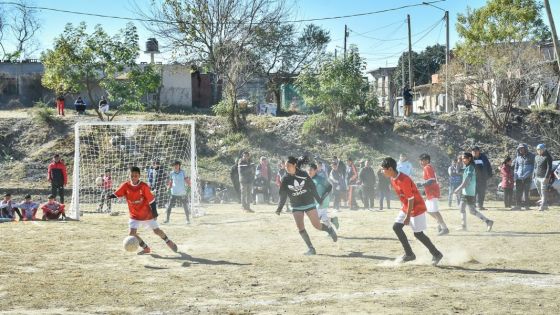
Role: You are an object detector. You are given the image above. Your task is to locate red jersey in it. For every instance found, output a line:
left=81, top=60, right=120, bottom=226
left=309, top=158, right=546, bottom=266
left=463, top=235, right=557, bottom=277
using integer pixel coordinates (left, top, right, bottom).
left=422, top=164, right=441, bottom=199
left=114, top=181, right=155, bottom=220
left=390, top=172, right=427, bottom=217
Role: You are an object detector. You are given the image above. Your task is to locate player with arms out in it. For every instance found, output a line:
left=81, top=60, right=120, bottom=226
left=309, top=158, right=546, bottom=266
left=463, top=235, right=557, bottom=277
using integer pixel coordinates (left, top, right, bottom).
left=380, top=157, right=443, bottom=265
left=276, top=156, right=337, bottom=256
left=108, top=166, right=178, bottom=255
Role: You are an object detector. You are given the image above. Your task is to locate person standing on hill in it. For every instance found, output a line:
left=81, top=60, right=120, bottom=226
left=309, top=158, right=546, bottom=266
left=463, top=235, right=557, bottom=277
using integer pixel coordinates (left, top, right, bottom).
left=533, top=144, right=553, bottom=211
left=238, top=151, right=255, bottom=212
left=47, top=154, right=68, bottom=204
left=513, top=144, right=535, bottom=210
left=403, top=86, right=413, bottom=118
left=471, top=146, right=493, bottom=210
left=55, top=95, right=65, bottom=116
left=230, top=162, right=241, bottom=203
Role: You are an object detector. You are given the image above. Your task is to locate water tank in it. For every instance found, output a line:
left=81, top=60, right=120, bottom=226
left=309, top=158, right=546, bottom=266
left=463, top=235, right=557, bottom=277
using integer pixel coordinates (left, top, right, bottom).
left=145, top=38, right=159, bottom=53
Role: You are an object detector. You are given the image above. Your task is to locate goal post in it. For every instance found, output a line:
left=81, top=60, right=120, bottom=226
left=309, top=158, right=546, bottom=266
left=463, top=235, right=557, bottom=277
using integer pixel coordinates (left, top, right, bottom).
left=69, top=120, right=200, bottom=220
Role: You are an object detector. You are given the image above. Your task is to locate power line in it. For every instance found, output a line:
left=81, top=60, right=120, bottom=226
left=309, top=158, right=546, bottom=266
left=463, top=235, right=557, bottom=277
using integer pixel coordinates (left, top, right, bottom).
left=0, top=0, right=446, bottom=24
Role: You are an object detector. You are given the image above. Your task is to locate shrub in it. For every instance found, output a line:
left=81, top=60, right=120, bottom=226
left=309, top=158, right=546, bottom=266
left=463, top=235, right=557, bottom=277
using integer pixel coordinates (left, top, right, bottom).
left=32, top=101, right=61, bottom=126
left=302, top=114, right=330, bottom=135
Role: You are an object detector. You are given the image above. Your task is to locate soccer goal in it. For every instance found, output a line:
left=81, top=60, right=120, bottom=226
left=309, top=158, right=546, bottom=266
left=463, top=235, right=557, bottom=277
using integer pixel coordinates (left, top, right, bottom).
left=69, top=120, right=200, bottom=220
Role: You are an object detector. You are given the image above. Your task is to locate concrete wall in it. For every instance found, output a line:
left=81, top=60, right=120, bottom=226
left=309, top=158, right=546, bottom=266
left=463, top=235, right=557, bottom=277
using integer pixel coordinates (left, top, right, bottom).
left=160, top=64, right=192, bottom=107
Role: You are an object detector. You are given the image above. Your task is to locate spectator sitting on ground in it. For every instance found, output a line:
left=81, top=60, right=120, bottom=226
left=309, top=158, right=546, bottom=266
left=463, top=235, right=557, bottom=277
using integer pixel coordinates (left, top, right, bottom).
left=74, top=96, right=87, bottom=115
left=0, top=193, right=23, bottom=221
left=16, top=194, right=39, bottom=221
left=41, top=194, right=67, bottom=221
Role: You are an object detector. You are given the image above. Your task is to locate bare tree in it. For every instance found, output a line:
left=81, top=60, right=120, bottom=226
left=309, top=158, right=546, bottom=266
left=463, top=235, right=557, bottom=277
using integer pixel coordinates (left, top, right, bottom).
left=448, top=43, right=557, bottom=132
left=0, top=0, right=40, bottom=60
left=136, top=0, right=288, bottom=128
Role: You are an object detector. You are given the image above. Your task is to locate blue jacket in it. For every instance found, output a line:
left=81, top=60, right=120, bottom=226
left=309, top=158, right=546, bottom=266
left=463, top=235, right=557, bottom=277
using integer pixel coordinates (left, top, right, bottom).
left=513, top=144, right=535, bottom=180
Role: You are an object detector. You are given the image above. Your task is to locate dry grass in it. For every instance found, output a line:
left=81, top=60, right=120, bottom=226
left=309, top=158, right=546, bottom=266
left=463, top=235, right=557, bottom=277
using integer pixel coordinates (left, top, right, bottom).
left=1, top=201, right=559, bottom=314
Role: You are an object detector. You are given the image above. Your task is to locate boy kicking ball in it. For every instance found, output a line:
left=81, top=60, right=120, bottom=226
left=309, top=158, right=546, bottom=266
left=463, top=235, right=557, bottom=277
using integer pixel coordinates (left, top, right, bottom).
left=380, top=157, right=443, bottom=266
left=109, top=166, right=178, bottom=255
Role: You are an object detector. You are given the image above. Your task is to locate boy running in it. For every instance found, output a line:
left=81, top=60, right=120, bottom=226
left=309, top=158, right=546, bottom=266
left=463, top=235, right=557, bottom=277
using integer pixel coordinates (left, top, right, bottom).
left=454, top=153, right=494, bottom=231
left=308, top=163, right=339, bottom=230
left=417, top=154, right=449, bottom=236
left=380, top=157, right=443, bottom=265
left=108, top=166, right=178, bottom=255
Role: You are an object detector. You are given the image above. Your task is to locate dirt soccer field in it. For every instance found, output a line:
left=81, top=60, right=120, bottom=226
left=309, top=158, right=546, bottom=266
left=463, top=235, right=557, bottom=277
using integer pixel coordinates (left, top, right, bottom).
left=1, top=201, right=559, bottom=314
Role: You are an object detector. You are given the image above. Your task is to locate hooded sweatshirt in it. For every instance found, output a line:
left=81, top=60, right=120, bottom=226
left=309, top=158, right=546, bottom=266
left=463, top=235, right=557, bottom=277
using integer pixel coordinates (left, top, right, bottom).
left=513, top=144, right=535, bottom=180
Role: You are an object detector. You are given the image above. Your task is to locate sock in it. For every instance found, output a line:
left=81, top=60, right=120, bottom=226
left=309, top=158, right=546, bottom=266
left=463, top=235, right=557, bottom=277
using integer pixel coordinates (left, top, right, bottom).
left=393, top=223, right=414, bottom=256
left=299, top=229, right=314, bottom=249
left=414, top=232, right=441, bottom=256
left=14, top=208, right=23, bottom=220
left=166, top=208, right=171, bottom=221
left=439, top=221, right=448, bottom=230
left=162, top=236, right=170, bottom=243
left=321, top=223, right=336, bottom=237
left=139, top=240, right=148, bottom=248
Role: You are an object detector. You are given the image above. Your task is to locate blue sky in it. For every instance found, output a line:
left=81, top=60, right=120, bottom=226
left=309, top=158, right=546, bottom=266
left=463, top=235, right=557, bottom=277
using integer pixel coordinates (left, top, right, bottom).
left=5, top=0, right=560, bottom=71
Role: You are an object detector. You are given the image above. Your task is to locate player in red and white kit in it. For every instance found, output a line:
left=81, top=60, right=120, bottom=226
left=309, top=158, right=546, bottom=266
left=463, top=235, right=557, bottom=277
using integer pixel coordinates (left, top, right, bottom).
left=108, top=166, right=178, bottom=255
left=380, top=157, right=443, bottom=265
left=41, top=194, right=67, bottom=220
left=417, top=153, right=449, bottom=236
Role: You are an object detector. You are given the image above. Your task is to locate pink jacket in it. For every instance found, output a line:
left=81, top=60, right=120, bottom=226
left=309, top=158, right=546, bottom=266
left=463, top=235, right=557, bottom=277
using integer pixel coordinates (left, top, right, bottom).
left=500, top=165, right=514, bottom=189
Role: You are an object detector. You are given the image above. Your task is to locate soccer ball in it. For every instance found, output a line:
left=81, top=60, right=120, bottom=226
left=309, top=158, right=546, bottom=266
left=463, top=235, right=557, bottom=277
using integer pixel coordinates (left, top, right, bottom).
left=123, top=236, right=139, bottom=252
left=95, top=177, right=103, bottom=186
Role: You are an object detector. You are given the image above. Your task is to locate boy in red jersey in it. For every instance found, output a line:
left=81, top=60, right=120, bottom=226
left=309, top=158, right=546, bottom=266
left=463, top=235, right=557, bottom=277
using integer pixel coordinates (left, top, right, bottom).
left=41, top=194, right=67, bottom=221
left=381, top=157, right=443, bottom=265
left=417, top=154, right=449, bottom=236
left=109, top=166, right=178, bottom=255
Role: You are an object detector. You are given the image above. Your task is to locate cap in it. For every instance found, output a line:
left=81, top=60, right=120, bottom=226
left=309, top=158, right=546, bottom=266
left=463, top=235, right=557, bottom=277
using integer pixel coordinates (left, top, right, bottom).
left=25, top=194, right=31, bottom=199
left=536, top=144, right=546, bottom=150
left=47, top=194, right=55, bottom=199
left=517, top=143, right=526, bottom=149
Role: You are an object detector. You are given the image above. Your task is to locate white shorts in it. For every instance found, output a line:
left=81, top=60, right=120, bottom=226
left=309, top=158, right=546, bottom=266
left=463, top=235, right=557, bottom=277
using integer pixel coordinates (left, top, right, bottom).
left=425, top=198, right=439, bottom=213
left=129, top=218, right=159, bottom=230
left=395, top=211, right=427, bottom=233
left=99, top=105, right=109, bottom=113
left=317, top=208, right=329, bottom=224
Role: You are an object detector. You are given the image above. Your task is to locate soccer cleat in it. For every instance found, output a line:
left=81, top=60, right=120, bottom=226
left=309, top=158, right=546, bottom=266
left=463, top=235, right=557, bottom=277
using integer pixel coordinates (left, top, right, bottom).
left=304, top=247, right=316, bottom=256
left=400, top=254, right=416, bottom=262
left=166, top=240, right=178, bottom=253
left=137, top=246, right=151, bottom=255
left=244, top=209, right=255, bottom=213
left=486, top=220, right=494, bottom=232
left=456, top=225, right=467, bottom=231
left=186, top=220, right=191, bottom=225
left=331, top=217, right=340, bottom=230
left=162, top=219, right=169, bottom=224
left=432, top=252, right=443, bottom=266
left=438, top=228, right=449, bottom=236
left=328, top=227, right=338, bottom=242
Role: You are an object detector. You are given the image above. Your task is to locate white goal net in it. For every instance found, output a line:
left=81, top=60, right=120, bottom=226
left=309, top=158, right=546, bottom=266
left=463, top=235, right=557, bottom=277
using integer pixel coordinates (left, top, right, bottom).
left=69, top=120, right=200, bottom=220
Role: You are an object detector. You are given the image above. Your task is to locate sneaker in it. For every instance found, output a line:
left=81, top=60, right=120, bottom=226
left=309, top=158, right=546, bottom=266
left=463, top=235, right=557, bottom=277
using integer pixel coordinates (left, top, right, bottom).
left=456, top=225, right=467, bottom=231
left=163, top=219, right=169, bottom=224
left=304, top=247, right=316, bottom=256
left=331, top=217, right=340, bottom=230
left=538, top=206, right=548, bottom=211
left=432, top=252, right=443, bottom=266
left=166, top=240, right=178, bottom=252
left=525, top=207, right=531, bottom=211
left=437, top=225, right=442, bottom=233
left=486, top=220, right=494, bottom=232
left=186, top=220, right=191, bottom=225
left=438, top=228, right=449, bottom=236
left=479, top=207, right=487, bottom=211
left=137, top=246, right=151, bottom=255
left=400, top=253, right=416, bottom=262
left=377, top=208, right=384, bottom=212
left=329, top=228, right=338, bottom=242
left=511, top=206, right=522, bottom=211
left=244, top=209, right=255, bottom=213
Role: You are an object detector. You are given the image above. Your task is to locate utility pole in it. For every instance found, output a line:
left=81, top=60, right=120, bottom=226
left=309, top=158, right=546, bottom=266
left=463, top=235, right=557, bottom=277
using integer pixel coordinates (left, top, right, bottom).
left=544, top=0, right=560, bottom=72
left=407, top=14, right=413, bottom=89
left=445, top=10, right=450, bottom=112
left=344, top=24, right=349, bottom=59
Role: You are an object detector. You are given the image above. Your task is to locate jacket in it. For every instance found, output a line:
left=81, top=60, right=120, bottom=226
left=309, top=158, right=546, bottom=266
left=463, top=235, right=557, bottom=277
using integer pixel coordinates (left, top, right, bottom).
left=500, top=165, right=514, bottom=189
left=473, top=153, right=492, bottom=182
left=47, top=160, right=68, bottom=186
left=513, top=144, right=535, bottom=180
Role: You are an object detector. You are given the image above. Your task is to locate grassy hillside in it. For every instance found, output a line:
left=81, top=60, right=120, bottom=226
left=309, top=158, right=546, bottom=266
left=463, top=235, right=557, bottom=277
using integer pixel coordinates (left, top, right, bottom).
left=0, top=107, right=558, bottom=197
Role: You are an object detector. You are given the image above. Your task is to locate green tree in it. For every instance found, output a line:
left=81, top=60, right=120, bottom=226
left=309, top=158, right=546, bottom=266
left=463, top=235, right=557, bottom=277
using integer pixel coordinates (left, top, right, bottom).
left=295, top=46, right=370, bottom=132
left=393, top=44, right=445, bottom=94
left=41, top=22, right=160, bottom=121
left=453, top=0, right=555, bottom=132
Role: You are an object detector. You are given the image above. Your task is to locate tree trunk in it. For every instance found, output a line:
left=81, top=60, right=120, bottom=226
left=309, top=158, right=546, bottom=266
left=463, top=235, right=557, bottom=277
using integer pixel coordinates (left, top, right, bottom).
left=86, top=80, right=104, bottom=121
left=274, top=89, right=282, bottom=116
